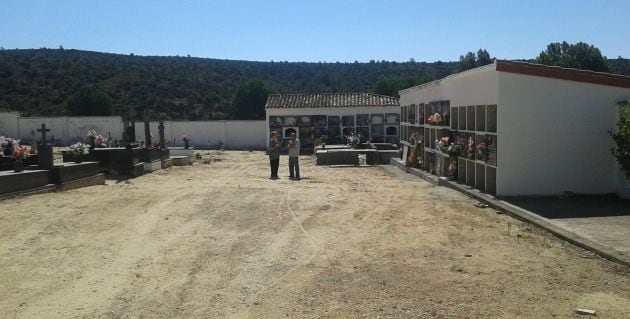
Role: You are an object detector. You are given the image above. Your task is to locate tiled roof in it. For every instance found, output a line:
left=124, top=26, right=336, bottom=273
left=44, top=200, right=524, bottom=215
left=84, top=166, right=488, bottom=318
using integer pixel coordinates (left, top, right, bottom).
left=265, top=93, right=399, bottom=109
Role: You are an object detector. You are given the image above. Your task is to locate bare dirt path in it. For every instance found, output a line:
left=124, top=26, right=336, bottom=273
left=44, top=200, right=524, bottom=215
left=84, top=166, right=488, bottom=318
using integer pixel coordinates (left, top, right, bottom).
left=1, top=151, right=629, bottom=318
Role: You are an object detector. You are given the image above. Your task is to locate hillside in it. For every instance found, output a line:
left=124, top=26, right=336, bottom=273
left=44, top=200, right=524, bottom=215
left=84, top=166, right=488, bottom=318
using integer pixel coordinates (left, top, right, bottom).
left=0, top=49, right=628, bottom=120
left=0, top=49, right=455, bottom=120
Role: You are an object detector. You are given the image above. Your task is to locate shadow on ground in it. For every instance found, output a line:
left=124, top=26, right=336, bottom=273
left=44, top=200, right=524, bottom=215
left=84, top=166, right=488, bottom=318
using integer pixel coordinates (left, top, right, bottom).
left=505, top=194, right=630, bottom=219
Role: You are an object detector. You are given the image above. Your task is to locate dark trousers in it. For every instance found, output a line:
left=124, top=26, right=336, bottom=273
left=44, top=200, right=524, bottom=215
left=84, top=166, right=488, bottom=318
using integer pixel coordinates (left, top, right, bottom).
left=269, top=158, right=279, bottom=178
left=289, top=157, right=300, bottom=178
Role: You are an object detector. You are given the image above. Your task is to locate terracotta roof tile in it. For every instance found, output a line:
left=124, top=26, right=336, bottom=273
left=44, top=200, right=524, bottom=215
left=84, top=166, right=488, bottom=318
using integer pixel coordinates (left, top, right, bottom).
left=265, top=93, right=399, bottom=109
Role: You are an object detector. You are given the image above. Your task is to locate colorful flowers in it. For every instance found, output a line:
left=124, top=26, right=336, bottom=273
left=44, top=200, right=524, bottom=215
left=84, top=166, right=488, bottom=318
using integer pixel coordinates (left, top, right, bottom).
left=69, top=142, right=90, bottom=155
left=11, top=145, right=31, bottom=160
left=427, top=113, right=443, bottom=125
left=87, top=130, right=107, bottom=148
left=1, top=136, right=19, bottom=157
left=181, top=134, right=191, bottom=142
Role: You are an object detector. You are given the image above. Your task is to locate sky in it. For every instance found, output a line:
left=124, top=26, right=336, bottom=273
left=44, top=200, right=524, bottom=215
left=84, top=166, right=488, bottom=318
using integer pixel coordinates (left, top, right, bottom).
left=1, top=0, right=629, bottom=63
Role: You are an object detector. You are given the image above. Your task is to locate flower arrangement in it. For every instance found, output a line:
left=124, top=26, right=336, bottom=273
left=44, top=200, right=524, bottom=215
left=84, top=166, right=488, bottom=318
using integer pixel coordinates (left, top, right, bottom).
left=476, top=142, right=489, bottom=161
left=69, top=142, right=90, bottom=155
left=1, top=136, right=20, bottom=157
left=466, top=136, right=475, bottom=159
left=12, top=145, right=30, bottom=160
left=436, top=137, right=450, bottom=152
left=94, top=135, right=108, bottom=147
left=182, top=134, right=191, bottom=142
left=152, top=141, right=161, bottom=148
left=436, top=136, right=462, bottom=158
left=345, top=132, right=361, bottom=148
left=87, top=130, right=107, bottom=148
left=427, top=113, right=442, bottom=125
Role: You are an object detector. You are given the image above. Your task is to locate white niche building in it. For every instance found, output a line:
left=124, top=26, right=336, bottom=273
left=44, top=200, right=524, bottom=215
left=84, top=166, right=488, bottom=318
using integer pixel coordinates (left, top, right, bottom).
left=399, top=60, right=630, bottom=198
left=265, top=93, right=400, bottom=149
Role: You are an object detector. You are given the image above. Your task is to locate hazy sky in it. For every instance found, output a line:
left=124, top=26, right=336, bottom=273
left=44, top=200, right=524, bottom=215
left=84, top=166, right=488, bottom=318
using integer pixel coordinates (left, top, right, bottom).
left=1, top=0, right=629, bottom=62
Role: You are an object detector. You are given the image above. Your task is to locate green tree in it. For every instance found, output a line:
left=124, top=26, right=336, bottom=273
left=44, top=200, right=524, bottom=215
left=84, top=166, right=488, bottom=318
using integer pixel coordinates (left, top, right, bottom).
left=536, top=41, right=610, bottom=72
left=611, top=101, right=630, bottom=178
left=456, top=52, right=477, bottom=72
left=476, top=49, right=493, bottom=66
left=373, top=76, right=430, bottom=98
left=230, top=80, right=275, bottom=120
left=65, top=86, right=113, bottom=116
left=456, top=49, right=494, bottom=72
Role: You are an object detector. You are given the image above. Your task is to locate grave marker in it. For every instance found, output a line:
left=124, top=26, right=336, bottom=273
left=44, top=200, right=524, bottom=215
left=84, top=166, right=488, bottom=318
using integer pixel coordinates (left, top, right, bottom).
left=158, top=120, right=165, bottom=149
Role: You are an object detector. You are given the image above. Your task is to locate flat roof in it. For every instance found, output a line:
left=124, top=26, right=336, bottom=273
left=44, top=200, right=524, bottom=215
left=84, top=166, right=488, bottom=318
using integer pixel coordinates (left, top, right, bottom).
left=400, top=60, right=630, bottom=95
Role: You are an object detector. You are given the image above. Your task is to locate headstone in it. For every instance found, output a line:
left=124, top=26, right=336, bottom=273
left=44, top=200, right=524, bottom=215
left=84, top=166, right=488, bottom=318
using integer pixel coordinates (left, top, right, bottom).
left=127, top=106, right=137, bottom=143
left=122, top=118, right=129, bottom=143
left=143, top=109, right=151, bottom=148
left=37, top=123, right=50, bottom=145
left=158, top=120, right=165, bottom=149
left=36, top=123, right=54, bottom=169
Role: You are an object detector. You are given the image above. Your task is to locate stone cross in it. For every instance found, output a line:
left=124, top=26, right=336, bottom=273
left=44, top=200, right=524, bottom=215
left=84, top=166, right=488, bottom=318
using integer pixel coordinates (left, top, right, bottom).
left=158, top=120, right=166, bottom=149
left=143, top=108, right=151, bottom=148
left=37, top=123, right=50, bottom=145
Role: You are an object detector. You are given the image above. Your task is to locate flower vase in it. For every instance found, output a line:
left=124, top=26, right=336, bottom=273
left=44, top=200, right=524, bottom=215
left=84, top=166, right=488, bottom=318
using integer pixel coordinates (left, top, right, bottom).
left=184, top=140, right=190, bottom=149
left=74, top=154, right=82, bottom=164
left=14, top=159, right=24, bottom=173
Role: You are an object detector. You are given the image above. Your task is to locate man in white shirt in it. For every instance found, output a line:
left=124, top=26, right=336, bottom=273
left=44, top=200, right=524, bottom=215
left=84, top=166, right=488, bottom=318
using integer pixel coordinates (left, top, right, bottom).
left=287, top=132, right=300, bottom=180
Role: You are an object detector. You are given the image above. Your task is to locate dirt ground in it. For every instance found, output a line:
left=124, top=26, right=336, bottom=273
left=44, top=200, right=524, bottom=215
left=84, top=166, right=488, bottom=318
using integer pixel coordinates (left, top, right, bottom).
left=1, top=151, right=629, bottom=319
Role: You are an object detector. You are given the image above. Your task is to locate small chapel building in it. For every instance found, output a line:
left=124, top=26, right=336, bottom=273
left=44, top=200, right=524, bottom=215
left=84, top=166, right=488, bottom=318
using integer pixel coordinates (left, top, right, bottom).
left=265, top=93, right=400, bottom=150
left=399, top=60, right=630, bottom=198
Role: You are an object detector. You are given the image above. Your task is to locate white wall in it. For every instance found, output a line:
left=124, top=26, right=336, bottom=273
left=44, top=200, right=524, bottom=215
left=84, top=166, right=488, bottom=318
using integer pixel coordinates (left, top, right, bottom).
left=399, top=66, right=499, bottom=107
left=497, top=72, right=630, bottom=196
left=17, top=116, right=123, bottom=145
left=0, top=112, right=19, bottom=137
left=0, top=112, right=267, bottom=149
left=134, top=120, right=267, bottom=149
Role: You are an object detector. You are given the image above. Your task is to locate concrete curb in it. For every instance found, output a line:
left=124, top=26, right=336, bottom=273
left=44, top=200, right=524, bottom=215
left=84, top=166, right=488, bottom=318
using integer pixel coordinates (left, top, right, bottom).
left=391, top=159, right=630, bottom=268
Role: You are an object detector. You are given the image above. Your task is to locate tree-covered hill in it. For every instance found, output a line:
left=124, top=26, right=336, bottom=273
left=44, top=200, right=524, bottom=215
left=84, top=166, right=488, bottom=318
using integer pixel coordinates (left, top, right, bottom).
left=0, top=48, right=628, bottom=120
left=0, top=48, right=456, bottom=120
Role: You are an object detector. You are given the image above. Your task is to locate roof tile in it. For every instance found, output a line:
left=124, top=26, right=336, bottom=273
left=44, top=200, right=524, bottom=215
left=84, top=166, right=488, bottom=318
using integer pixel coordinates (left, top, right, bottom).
left=266, top=93, right=399, bottom=109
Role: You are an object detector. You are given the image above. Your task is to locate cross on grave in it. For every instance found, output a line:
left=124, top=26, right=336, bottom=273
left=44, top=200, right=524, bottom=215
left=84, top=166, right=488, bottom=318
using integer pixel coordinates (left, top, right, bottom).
left=37, top=123, right=51, bottom=145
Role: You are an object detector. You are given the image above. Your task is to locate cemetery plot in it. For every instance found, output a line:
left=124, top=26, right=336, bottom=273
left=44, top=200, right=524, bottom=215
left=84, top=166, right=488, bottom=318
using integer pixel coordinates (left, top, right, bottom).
left=0, top=151, right=628, bottom=318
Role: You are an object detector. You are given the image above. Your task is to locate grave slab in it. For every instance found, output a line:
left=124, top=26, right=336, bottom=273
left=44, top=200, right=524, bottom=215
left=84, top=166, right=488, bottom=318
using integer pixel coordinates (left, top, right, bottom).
left=56, top=174, right=105, bottom=191
left=0, top=170, right=53, bottom=196
left=171, top=156, right=191, bottom=166
left=49, top=162, right=101, bottom=184
left=143, top=160, right=162, bottom=172
left=168, top=147, right=195, bottom=163
left=161, top=158, right=173, bottom=169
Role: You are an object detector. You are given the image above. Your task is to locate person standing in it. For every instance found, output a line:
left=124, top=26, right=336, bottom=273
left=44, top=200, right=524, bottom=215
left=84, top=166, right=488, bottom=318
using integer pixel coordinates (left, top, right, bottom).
left=287, top=132, right=300, bottom=180
left=268, top=131, right=281, bottom=179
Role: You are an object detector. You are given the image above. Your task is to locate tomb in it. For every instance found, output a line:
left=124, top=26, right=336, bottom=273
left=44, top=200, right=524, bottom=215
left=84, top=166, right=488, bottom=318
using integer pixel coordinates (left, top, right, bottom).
left=265, top=93, right=400, bottom=153
left=0, top=169, right=54, bottom=199
left=398, top=60, right=630, bottom=198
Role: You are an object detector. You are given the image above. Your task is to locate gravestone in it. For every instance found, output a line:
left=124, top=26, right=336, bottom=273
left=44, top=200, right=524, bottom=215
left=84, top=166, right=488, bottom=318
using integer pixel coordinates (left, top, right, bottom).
left=158, top=120, right=165, bottom=149
left=127, top=106, right=137, bottom=143
left=37, top=123, right=54, bottom=170
left=122, top=118, right=129, bottom=143
left=143, top=109, right=151, bottom=147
